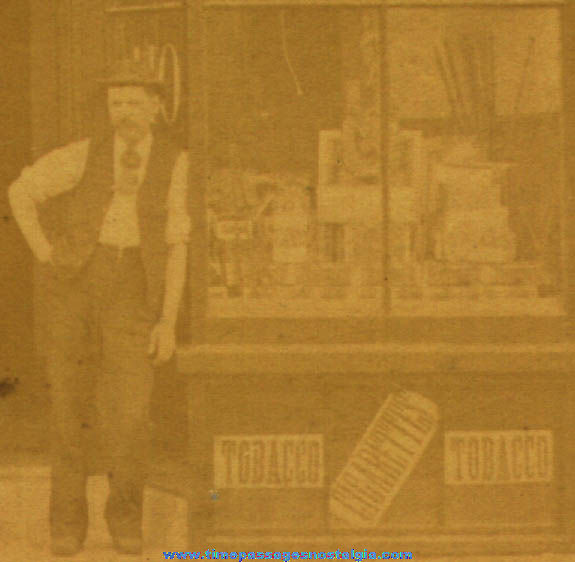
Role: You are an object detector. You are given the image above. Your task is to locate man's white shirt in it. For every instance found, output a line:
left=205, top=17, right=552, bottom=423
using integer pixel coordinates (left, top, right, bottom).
left=11, top=134, right=191, bottom=249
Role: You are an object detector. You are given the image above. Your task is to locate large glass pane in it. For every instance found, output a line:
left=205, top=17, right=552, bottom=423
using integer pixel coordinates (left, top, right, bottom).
left=205, top=7, right=384, bottom=317
left=388, top=7, right=565, bottom=316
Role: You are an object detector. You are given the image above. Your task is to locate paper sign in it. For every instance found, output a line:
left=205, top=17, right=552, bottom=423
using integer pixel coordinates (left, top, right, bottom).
left=445, top=430, right=553, bottom=485
left=214, top=434, right=324, bottom=489
left=330, top=391, right=439, bottom=527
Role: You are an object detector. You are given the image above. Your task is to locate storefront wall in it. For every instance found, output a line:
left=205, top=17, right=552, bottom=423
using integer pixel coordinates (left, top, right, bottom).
left=29, top=0, right=575, bottom=554
left=179, top=344, right=575, bottom=554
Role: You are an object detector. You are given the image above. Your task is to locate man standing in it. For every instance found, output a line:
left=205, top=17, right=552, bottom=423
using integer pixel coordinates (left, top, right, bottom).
left=8, top=60, right=190, bottom=556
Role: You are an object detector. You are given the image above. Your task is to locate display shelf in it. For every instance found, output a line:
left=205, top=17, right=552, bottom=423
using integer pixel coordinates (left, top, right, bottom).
left=105, top=1, right=184, bottom=13
left=178, top=342, right=575, bottom=375
left=391, top=296, right=564, bottom=317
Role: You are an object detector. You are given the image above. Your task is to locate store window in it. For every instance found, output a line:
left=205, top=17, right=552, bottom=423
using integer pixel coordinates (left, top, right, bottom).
left=205, top=7, right=383, bottom=318
left=204, top=2, right=565, bottom=319
left=388, top=6, right=564, bottom=317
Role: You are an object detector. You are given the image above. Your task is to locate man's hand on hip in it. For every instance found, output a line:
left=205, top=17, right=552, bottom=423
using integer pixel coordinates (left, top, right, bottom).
left=148, top=320, right=176, bottom=366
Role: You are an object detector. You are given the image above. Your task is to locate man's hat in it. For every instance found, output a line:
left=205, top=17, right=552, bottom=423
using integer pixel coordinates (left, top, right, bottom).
left=98, top=58, right=164, bottom=92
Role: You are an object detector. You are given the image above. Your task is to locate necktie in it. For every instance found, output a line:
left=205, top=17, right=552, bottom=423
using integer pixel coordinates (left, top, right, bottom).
left=114, top=141, right=142, bottom=194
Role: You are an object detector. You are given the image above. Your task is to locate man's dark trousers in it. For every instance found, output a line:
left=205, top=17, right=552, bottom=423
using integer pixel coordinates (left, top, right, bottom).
left=44, top=243, right=155, bottom=543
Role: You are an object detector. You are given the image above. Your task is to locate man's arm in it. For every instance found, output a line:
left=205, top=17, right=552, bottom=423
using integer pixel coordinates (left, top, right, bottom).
left=148, top=242, right=188, bottom=366
left=162, top=150, right=191, bottom=326
left=9, top=185, right=54, bottom=263
left=8, top=140, right=90, bottom=262
left=148, top=151, right=191, bottom=365
left=160, top=242, right=188, bottom=328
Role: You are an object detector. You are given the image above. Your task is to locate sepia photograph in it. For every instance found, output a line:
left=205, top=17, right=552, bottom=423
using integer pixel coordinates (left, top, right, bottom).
left=1, top=0, right=575, bottom=560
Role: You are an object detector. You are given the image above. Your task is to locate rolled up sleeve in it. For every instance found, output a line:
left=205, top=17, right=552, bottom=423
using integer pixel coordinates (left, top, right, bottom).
left=165, top=150, right=191, bottom=245
left=12, top=139, right=90, bottom=204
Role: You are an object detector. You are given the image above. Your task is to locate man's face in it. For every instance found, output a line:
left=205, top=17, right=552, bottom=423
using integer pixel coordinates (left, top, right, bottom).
left=107, top=86, right=160, bottom=141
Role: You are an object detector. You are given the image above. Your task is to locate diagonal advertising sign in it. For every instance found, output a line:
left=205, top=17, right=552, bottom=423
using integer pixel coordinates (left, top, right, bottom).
left=330, top=390, right=439, bottom=528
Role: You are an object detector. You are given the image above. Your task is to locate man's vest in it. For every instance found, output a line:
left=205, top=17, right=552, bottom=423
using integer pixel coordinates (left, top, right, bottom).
left=39, top=131, right=181, bottom=317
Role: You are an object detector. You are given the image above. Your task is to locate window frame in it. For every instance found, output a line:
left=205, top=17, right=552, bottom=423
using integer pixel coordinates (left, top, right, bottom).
left=186, top=0, right=574, bottom=345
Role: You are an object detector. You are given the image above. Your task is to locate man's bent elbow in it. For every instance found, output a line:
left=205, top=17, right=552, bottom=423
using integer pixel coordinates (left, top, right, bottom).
left=8, top=181, right=33, bottom=223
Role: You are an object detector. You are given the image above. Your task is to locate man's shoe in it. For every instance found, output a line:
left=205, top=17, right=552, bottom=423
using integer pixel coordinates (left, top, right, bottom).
left=51, top=535, right=83, bottom=557
left=112, top=534, right=143, bottom=555
left=49, top=490, right=89, bottom=555
left=105, top=480, right=145, bottom=555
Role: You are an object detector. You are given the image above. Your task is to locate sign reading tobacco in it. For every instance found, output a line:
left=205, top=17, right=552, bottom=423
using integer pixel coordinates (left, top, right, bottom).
left=214, top=434, right=324, bottom=489
left=445, top=430, right=553, bottom=485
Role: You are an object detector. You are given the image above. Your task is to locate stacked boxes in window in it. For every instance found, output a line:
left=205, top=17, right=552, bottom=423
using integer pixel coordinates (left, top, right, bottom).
left=434, top=162, right=516, bottom=264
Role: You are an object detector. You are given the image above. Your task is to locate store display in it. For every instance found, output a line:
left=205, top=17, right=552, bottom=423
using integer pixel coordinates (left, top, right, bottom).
left=440, top=208, right=516, bottom=264
left=316, top=181, right=381, bottom=224
left=204, top=7, right=563, bottom=318
left=272, top=183, right=310, bottom=265
left=340, top=11, right=381, bottom=185
left=318, top=130, right=344, bottom=187
left=433, top=159, right=517, bottom=264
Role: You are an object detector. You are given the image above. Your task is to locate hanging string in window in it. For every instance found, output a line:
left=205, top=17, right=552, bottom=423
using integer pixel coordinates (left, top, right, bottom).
left=280, top=10, right=303, bottom=97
